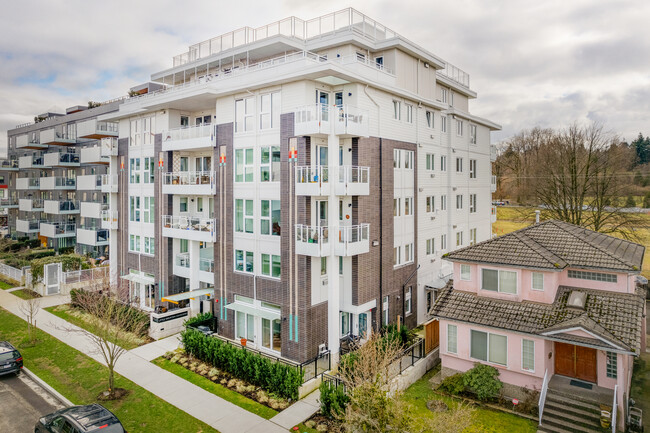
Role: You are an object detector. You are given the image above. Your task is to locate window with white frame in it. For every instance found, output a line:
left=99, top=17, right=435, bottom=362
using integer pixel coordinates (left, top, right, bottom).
left=321, top=257, right=327, bottom=276
left=456, top=119, right=463, bottom=136
left=426, top=238, right=435, bottom=255
left=394, top=246, right=401, bottom=266
left=441, top=234, right=447, bottom=250
left=179, top=197, right=188, bottom=212
left=144, top=237, right=155, bottom=255
left=481, top=269, right=517, bottom=294
left=447, top=324, right=457, bottom=354
left=143, top=157, right=154, bottom=184
left=426, top=196, right=435, bottom=213
left=235, top=249, right=254, bottom=273
left=197, top=197, right=203, bottom=212
left=404, top=151, right=414, bottom=169
left=383, top=295, right=389, bottom=326
left=406, top=105, right=413, bottom=123
left=129, top=196, right=140, bottom=222
left=129, top=158, right=140, bottom=183
left=404, top=243, right=414, bottom=263
left=235, top=199, right=254, bottom=234
left=260, top=199, right=280, bottom=236
left=404, top=197, right=413, bottom=216
left=522, top=339, right=535, bottom=372
left=261, top=253, right=281, bottom=278
left=450, top=92, right=454, bottom=107
left=405, top=287, right=412, bottom=315
left=426, top=153, right=435, bottom=171
left=235, top=149, right=254, bottom=182
left=456, top=231, right=463, bottom=247
left=469, top=159, right=477, bottom=179
left=393, top=198, right=401, bottom=217
left=129, top=234, right=141, bottom=252
left=393, top=149, right=400, bottom=168
left=441, top=116, right=447, bottom=133
left=144, top=197, right=154, bottom=223
left=532, top=272, right=544, bottom=291
left=470, top=124, right=477, bottom=144
left=440, top=194, right=447, bottom=210
left=568, top=270, right=617, bottom=283
left=440, top=87, right=448, bottom=103
left=456, top=157, right=463, bottom=173
left=260, top=146, right=281, bottom=182
left=456, top=194, right=463, bottom=210
left=235, top=97, right=255, bottom=133
left=606, top=352, right=617, bottom=379
left=340, top=312, right=351, bottom=336
left=392, top=101, right=401, bottom=120
left=440, top=155, right=447, bottom=171
left=426, top=110, right=434, bottom=128
left=259, top=92, right=280, bottom=130
left=461, top=264, right=471, bottom=280
left=471, top=330, right=507, bottom=366
left=469, top=228, right=477, bottom=245
left=469, top=194, right=477, bottom=213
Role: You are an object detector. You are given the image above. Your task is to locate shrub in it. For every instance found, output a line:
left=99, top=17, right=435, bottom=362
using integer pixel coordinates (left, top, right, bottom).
left=319, top=380, right=349, bottom=418
left=439, top=373, right=465, bottom=395
left=70, top=289, right=150, bottom=336
left=462, top=364, right=503, bottom=401
left=31, top=254, right=89, bottom=281
left=625, top=194, right=637, bottom=208
left=24, top=249, right=55, bottom=261
left=181, top=328, right=304, bottom=400
left=382, top=324, right=415, bottom=347
left=185, top=312, right=214, bottom=329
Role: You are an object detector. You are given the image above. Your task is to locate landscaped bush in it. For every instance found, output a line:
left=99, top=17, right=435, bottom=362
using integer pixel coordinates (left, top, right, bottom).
left=382, top=324, right=416, bottom=347
left=3, top=257, right=30, bottom=269
left=23, top=248, right=55, bottom=261
left=439, top=373, right=465, bottom=395
left=319, top=380, right=349, bottom=418
left=185, top=312, right=214, bottom=328
left=70, top=289, right=150, bottom=336
left=462, top=364, right=503, bottom=401
left=31, top=254, right=89, bottom=281
left=181, top=328, right=304, bottom=400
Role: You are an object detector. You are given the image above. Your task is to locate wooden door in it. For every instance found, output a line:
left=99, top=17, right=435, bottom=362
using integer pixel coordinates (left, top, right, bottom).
left=555, top=342, right=575, bottom=377
left=576, top=346, right=597, bottom=382
left=425, top=320, right=439, bottom=354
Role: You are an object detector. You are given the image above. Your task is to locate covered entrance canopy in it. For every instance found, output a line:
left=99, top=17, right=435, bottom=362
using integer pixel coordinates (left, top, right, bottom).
left=121, top=273, right=155, bottom=285
left=225, top=302, right=281, bottom=321
left=162, top=288, right=214, bottom=304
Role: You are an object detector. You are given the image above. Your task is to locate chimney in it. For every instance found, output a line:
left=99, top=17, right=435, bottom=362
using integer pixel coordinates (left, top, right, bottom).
left=535, top=210, right=540, bottom=224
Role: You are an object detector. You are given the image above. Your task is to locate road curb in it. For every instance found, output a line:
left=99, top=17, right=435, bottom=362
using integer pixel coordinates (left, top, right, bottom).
left=22, top=366, right=74, bottom=407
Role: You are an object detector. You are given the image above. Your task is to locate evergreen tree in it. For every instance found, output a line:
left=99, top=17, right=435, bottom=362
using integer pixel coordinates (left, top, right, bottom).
left=625, top=194, right=637, bottom=208
left=631, top=133, right=650, bottom=165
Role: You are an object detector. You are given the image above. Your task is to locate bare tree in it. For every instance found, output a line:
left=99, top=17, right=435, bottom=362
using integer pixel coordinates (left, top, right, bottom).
left=18, top=295, right=41, bottom=344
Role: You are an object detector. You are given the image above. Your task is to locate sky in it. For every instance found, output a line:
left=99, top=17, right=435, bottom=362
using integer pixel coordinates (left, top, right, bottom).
left=1, top=0, right=649, bottom=154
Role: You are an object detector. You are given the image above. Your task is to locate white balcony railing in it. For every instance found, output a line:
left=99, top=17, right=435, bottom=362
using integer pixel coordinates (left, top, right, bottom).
left=101, top=210, right=118, bottom=230
left=19, top=154, right=48, bottom=169
left=16, top=177, right=39, bottom=190
left=295, top=224, right=330, bottom=256
left=335, top=224, right=370, bottom=256
left=162, top=215, right=216, bottom=242
left=80, top=201, right=108, bottom=219
left=334, top=105, right=369, bottom=137
left=77, top=227, right=109, bottom=246
left=19, top=198, right=44, bottom=212
left=40, top=222, right=76, bottom=238
left=336, top=166, right=369, bottom=196
left=16, top=219, right=42, bottom=233
left=77, top=174, right=102, bottom=191
left=161, top=124, right=215, bottom=151
left=44, top=151, right=79, bottom=167
left=161, top=171, right=215, bottom=195
left=101, top=137, right=118, bottom=156
left=80, top=146, right=109, bottom=164
left=176, top=253, right=190, bottom=268
left=100, top=174, right=118, bottom=193
left=77, top=119, right=118, bottom=139
left=294, top=104, right=330, bottom=136
left=16, top=134, right=46, bottom=149
left=200, top=258, right=215, bottom=273
left=295, top=166, right=329, bottom=196
left=0, top=198, right=18, bottom=208
left=44, top=200, right=80, bottom=215
left=40, top=177, right=76, bottom=190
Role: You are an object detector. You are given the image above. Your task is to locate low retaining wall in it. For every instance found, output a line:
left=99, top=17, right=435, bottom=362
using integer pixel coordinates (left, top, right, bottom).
left=390, top=347, right=440, bottom=393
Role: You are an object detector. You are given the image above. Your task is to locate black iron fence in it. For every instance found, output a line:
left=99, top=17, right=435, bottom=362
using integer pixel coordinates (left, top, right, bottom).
left=396, top=337, right=425, bottom=375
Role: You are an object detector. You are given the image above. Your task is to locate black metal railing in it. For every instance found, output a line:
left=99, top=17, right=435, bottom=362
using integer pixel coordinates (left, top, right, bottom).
left=321, top=372, right=347, bottom=393
left=396, top=337, right=425, bottom=375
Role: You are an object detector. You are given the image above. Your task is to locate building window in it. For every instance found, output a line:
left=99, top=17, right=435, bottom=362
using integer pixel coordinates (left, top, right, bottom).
left=440, top=155, right=447, bottom=172
left=393, top=198, right=401, bottom=217
left=129, top=234, right=141, bottom=252
left=178, top=197, right=188, bottom=213
left=235, top=149, right=254, bottom=182
left=321, top=257, right=327, bottom=276
left=426, top=153, right=435, bottom=171
left=456, top=231, right=463, bottom=247
left=393, top=101, right=401, bottom=120
left=260, top=200, right=280, bottom=236
left=456, top=194, right=463, bottom=210
left=143, top=157, right=155, bottom=184
left=469, top=194, right=477, bottom=213
left=405, top=105, right=413, bottom=123
left=339, top=256, right=343, bottom=275
left=522, top=339, right=535, bottom=372
left=260, top=146, right=281, bottom=182
left=440, top=195, right=447, bottom=210
left=441, top=234, right=447, bottom=250
left=456, top=119, right=463, bottom=136
left=606, top=352, right=617, bottom=379
left=532, top=272, right=544, bottom=291
left=129, top=196, right=140, bottom=222
left=235, top=249, right=254, bottom=273
left=359, top=313, right=368, bottom=337
left=568, top=270, right=617, bottom=283
left=405, top=287, right=412, bottom=315
left=144, top=197, right=154, bottom=223
left=259, top=92, right=280, bottom=130
left=456, top=157, right=463, bottom=173
left=461, top=264, right=471, bottom=280
left=441, top=87, right=448, bottom=104
left=235, top=199, right=254, bottom=233
left=404, top=197, right=413, bottom=216
left=394, top=246, right=401, bottom=266
left=383, top=295, right=389, bottom=326
left=426, top=196, right=435, bottom=213
left=426, top=238, right=435, bottom=255
left=129, top=158, right=140, bottom=183
left=470, top=124, right=477, bottom=144
left=340, top=312, right=351, bottom=336
left=441, top=116, right=447, bottom=133
left=197, top=197, right=203, bottom=213
left=261, top=253, right=281, bottom=278
left=471, top=330, right=507, bottom=366
left=144, top=237, right=155, bottom=255
left=426, top=110, right=434, bottom=128
left=393, top=149, right=401, bottom=168
left=469, top=228, right=477, bottom=246
left=235, top=97, right=254, bottom=133
left=469, top=159, right=477, bottom=179
left=482, top=269, right=517, bottom=294
left=404, top=243, right=414, bottom=264
left=404, top=151, right=414, bottom=169
left=447, top=324, right=457, bottom=354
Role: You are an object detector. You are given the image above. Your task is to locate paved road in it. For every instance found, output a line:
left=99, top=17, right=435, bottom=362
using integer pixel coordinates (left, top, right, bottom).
left=0, top=372, right=65, bottom=433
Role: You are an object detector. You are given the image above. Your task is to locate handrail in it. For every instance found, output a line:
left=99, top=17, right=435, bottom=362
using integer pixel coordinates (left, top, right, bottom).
left=338, top=224, right=369, bottom=244
left=295, top=224, right=329, bottom=245
left=612, top=384, right=617, bottom=433
left=162, top=171, right=215, bottom=186
left=538, top=369, right=550, bottom=426
left=338, top=165, right=369, bottom=184
left=295, top=166, right=329, bottom=184
left=162, top=215, right=215, bottom=234
left=162, top=124, right=215, bottom=141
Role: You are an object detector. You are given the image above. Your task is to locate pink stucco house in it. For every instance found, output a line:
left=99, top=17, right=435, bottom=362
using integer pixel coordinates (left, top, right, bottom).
left=429, top=220, right=646, bottom=432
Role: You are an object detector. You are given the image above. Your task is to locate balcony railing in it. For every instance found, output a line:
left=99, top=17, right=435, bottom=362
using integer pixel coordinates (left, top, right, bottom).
left=176, top=253, right=190, bottom=268
left=100, top=174, right=118, bottom=193
left=295, top=166, right=329, bottom=196
left=41, top=222, right=76, bottom=237
left=77, top=174, right=102, bottom=191
left=162, top=171, right=216, bottom=195
left=40, top=176, right=76, bottom=190
left=0, top=198, right=19, bottom=208
left=161, top=124, right=215, bottom=151
left=294, top=103, right=330, bottom=136
left=19, top=198, right=44, bottom=211
left=16, top=219, right=42, bottom=232
left=335, top=224, right=370, bottom=256
left=101, top=137, right=118, bottom=156
left=80, top=146, right=109, bottom=164
left=101, top=210, right=118, bottom=229
left=45, top=200, right=80, bottom=215
left=16, top=178, right=39, bottom=190
left=200, top=258, right=215, bottom=273
left=77, top=227, right=109, bottom=246
left=44, top=151, right=79, bottom=167
left=0, top=159, right=18, bottom=170
left=77, top=119, right=118, bottom=139
left=438, top=62, right=470, bottom=88
left=162, top=215, right=216, bottom=242
left=18, top=154, right=47, bottom=169
left=334, top=105, right=369, bottom=137
left=336, top=166, right=369, bottom=196
left=295, top=224, right=330, bottom=256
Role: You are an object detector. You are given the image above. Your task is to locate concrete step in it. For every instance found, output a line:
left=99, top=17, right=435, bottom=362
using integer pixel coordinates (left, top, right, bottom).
left=547, top=387, right=607, bottom=407
left=543, top=408, right=603, bottom=430
left=538, top=423, right=578, bottom=433
left=545, top=401, right=602, bottom=424
left=546, top=392, right=602, bottom=415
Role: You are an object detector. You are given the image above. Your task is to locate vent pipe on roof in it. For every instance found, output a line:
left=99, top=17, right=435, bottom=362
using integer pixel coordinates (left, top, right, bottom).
left=535, top=210, right=540, bottom=224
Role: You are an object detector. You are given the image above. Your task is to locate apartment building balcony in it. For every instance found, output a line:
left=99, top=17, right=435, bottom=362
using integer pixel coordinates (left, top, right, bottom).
left=161, top=124, right=215, bottom=152
left=77, top=119, right=118, bottom=139
left=0, top=159, right=19, bottom=171
left=40, top=176, right=76, bottom=190
left=40, top=222, right=76, bottom=238
left=336, top=166, right=369, bottom=196
left=18, top=154, right=49, bottom=169
left=16, top=177, right=40, bottom=190
left=295, top=224, right=330, bottom=256
left=162, top=171, right=215, bottom=195
left=100, top=137, right=119, bottom=157
left=295, top=166, right=369, bottom=196
left=76, top=227, right=109, bottom=247
left=491, top=175, right=497, bottom=193
left=80, top=146, right=109, bottom=165
left=16, top=135, right=47, bottom=150
left=44, top=150, right=79, bottom=167
left=44, top=199, right=80, bottom=215
left=491, top=205, right=497, bottom=223
left=40, top=128, right=77, bottom=146
left=19, top=198, right=44, bottom=212
left=0, top=198, right=19, bottom=209
left=16, top=218, right=41, bottom=233
left=101, top=210, right=118, bottom=230
left=199, top=256, right=215, bottom=282
left=335, top=224, right=370, bottom=256
left=335, top=105, right=369, bottom=137
left=294, top=104, right=331, bottom=137
left=490, top=145, right=497, bottom=162
left=77, top=174, right=102, bottom=191
left=100, top=175, right=118, bottom=193
left=295, top=166, right=330, bottom=196
left=173, top=252, right=191, bottom=278
left=294, top=104, right=369, bottom=137
left=162, top=215, right=216, bottom=242
left=80, top=201, right=108, bottom=219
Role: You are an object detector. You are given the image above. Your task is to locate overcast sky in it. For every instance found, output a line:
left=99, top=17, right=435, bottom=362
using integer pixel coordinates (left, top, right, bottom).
left=1, top=0, right=649, bottom=154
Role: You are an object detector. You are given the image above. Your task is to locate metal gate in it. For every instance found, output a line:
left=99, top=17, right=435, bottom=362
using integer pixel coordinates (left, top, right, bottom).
left=44, top=262, right=61, bottom=295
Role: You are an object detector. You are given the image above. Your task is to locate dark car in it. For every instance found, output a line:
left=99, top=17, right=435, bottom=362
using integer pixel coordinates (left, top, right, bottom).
left=35, top=404, right=125, bottom=433
left=0, top=341, right=23, bottom=376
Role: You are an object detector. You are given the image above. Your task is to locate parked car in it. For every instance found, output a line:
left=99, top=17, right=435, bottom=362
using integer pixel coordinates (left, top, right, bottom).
left=35, top=404, right=125, bottom=433
left=0, top=341, right=23, bottom=376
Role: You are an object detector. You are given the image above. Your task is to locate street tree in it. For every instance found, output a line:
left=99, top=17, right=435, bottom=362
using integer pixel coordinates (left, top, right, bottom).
left=17, top=294, right=41, bottom=344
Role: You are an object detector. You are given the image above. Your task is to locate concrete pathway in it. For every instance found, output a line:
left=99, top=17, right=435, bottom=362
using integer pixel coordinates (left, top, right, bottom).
left=0, top=289, right=319, bottom=432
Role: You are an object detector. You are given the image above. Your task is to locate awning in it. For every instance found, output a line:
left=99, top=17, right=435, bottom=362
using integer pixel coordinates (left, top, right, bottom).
left=121, top=273, right=155, bottom=285
left=225, top=302, right=281, bottom=321
left=162, top=288, right=214, bottom=304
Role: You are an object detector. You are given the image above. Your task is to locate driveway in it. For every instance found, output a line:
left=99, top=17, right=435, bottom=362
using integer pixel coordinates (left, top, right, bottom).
left=0, top=372, right=65, bottom=433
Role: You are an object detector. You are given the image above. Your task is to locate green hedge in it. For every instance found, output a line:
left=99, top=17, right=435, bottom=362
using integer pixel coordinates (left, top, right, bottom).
left=185, top=312, right=214, bottom=329
left=31, top=254, right=90, bottom=281
left=319, top=380, right=349, bottom=418
left=181, top=328, right=303, bottom=400
left=70, top=289, right=150, bottom=336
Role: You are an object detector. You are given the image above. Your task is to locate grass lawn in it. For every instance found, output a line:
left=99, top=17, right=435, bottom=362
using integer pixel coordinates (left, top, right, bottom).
left=152, top=357, right=278, bottom=420
left=10, top=288, right=41, bottom=300
left=0, top=279, right=18, bottom=290
left=45, top=304, right=148, bottom=351
left=0, top=307, right=217, bottom=433
left=400, top=368, right=537, bottom=433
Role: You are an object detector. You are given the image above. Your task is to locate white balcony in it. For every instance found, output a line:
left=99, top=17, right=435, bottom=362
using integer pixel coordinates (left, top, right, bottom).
left=491, top=205, right=497, bottom=223
left=19, top=154, right=49, bottom=169
left=0, top=159, right=19, bottom=171
left=101, top=137, right=118, bottom=156
left=294, top=104, right=331, bottom=137
left=44, top=151, right=79, bottom=167
left=16, top=134, right=46, bottom=150
left=334, top=224, right=370, bottom=256
left=16, top=218, right=41, bottom=233
left=44, top=200, right=80, bottom=215
left=335, top=166, right=369, bottom=196
left=161, top=124, right=215, bottom=152
left=295, top=224, right=330, bottom=256
left=16, top=178, right=39, bottom=190
left=80, top=146, right=109, bottom=165
left=40, top=177, right=76, bottom=190
left=491, top=175, right=497, bottom=193
left=77, top=227, right=109, bottom=246
left=80, top=201, right=108, bottom=219
left=100, top=175, right=118, bottom=193
left=162, top=171, right=215, bottom=195
left=173, top=252, right=191, bottom=279
left=19, top=198, right=44, bottom=212
left=77, top=119, right=118, bottom=139
left=0, top=199, right=18, bottom=209
left=334, top=105, right=369, bottom=137
left=490, top=145, right=497, bottom=162
left=40, top=222, right=76, bottom=238
left=162, top=215, right=216, bottom=242
left=40, top=128, right=77, bottom=146
left=295, top=166, right=330, bottom=196
left=77, top=175, right=102, bottom=191
left=199, top=257, right=215, bottom=283
left=101, top=210, right=118, bottom=229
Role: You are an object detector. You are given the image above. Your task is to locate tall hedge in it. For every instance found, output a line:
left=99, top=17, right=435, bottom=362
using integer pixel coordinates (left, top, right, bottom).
left=181, top=328, right=304, bottom=400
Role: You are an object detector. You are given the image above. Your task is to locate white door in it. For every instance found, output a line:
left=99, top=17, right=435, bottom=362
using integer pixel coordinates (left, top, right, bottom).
left=44, top=262, right=61, bottom=295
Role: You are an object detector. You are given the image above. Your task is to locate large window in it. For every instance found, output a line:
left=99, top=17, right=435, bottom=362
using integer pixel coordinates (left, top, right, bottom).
left=481, top=269, right=517, bottom=294
left=393, top=198, right=401, bottom=217
left=447, top=324, right=457, bottom=354
left=470, top=330, right=507, bottom=366
left=405, top=105, right=413, bottom=123
left=261, top=254, right=281, bottom=278
left=260, top=146, right=280, bottom=182
left=143, top=197, right=154, bottom=223
left=235, top=250, right=254, bottom=273
left=469, top=194, right=477, bottom=213
left=179, top=197, right=188, bottom=212
left=392, top=101, right=401, bottom=120
left=144, top=157, right=155, bottom=184
left=144, top=237, right=155, bottom=255
left=522, top=339, right=535, bottom=372
left=470, top=125, right=477, bottom=144
left=129, top=158, right=140, bottom=183
left=456, top=194, right=463, bottom=210
left=235, top=199, right=254, bottom=233
left=440, top=234, right=447, bottom=250
left=404, top=243, right=414, bottom=264
left=129, top=196, right=141, bottom=222
left=426, top=153, right=435, bottom=171
left=456, top=231, right=463, bottom=247
left=441, top=116, right=447, bottom=133
left=606, top=352, right=617, bottom=379
left=440, top=155, right=447, bottom=172
left=426, top=196, right=435, bottom=213
left=440, top=194, right=447, bottom=210
left=426, top=238, right=435, bottom=255
left=469, top=159, right=477, bottom=178
left=456, top=157, right=463, bottom=173
left=259, top=92, right=280, bottom=130
left=426, top=110, right=434, bottom=128
left=260, top=200, right=281, bottom=236
left=532, top=272, right=544, bottom=291
left=568, top=270, right=617, bottom=283
left=461, top=264, right=471, bottom=280
left=235, top=97, right=254, bottom=133
left=404, top=197, right=413, bottom=216
left=456, top=119, right=463, bottom=136
left=469, top=228, right=477, bottom=245
left=235, top=149, right=254, bottom=182
left=129, top=234, right=141, bottom=252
